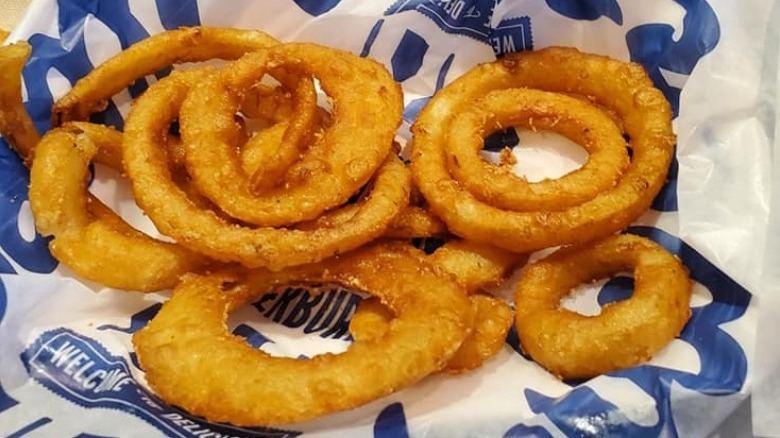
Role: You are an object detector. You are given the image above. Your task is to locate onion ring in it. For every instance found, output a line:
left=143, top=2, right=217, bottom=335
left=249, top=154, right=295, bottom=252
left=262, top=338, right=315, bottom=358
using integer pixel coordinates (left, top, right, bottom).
left=133, top=242, right=472, bottom=426
left=350, top=293, right=513, bottom=374
left=446, top=88, right=629, bottom=211
left=29, top=124, right=210, bottom=291
left=123, top=69, right=410, bottom=269
left=179, top=43, right=402, bottom=226
left=239, top=106, right=331, bottom=181
left=238, top=121, right=288, bottom=176
left=349, top=240, right=521, bottom=372
left=349, top=296, right=395, bottom=343
left=444, top=294, right=513, bottom=373
left=1, top=44, right=211, bottom=291
left=51, top=27, right=286, bottom=124
left=513, top=233, right=692, bottom=379
left=384, top=206, right=448, bottom=239
left=239, top=83, right=297, bottom=121
left=428, top=239, right=524, bottom=293
left=50, top=27, right=319, bottom=199
left=411, top=46, right=675, bottom=252
left=296, top=205, right=447, bottom=240
left=0, top=42, right=39, bottom=165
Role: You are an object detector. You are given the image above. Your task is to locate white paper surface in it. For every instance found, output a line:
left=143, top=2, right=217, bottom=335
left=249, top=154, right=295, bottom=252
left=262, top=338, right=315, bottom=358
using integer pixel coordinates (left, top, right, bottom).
left=0, top=1, right=776, bottom=437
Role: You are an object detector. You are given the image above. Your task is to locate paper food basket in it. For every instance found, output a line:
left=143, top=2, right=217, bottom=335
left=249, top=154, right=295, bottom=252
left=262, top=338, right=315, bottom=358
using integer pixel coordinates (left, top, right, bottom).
left=1, top=1, right=779, bottom=437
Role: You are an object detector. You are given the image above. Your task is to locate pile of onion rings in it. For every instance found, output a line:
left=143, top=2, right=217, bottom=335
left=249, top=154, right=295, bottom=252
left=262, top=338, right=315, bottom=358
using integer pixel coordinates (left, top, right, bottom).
left=0, top=27, right=694, bottom=426
left=407, top=47, right=689, bottom=379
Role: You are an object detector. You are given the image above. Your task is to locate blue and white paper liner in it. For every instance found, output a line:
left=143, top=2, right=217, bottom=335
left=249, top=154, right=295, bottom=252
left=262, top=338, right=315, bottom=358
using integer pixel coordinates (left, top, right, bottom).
left=0, top=1, right=769, bottom=437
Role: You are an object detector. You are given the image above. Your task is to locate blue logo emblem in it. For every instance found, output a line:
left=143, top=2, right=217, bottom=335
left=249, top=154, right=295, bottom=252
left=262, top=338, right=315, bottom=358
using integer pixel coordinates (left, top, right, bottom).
left=384, top=0, right=533, bottom=55
left=21, top=328, right=301, bottom=437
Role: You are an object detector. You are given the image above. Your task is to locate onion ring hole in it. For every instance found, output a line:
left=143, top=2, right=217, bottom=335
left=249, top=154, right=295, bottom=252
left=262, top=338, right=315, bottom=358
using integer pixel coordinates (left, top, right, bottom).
left=558, top=273, right=634, bottom=317
left=226, top=284, right=360, bottom=359
left=482, top=128, right=590, bottom=183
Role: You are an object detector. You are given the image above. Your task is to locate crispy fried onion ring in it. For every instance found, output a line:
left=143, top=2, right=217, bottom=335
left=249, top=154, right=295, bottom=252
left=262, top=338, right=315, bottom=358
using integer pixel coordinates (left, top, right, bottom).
left=295, top=204, right=447, bottom=240
left=411, top=47, right=675, bottom=252
left=238, top=105, right=331, bottom=179
left=123, top=68, right=410, bottom=269
left=179, top=43, right=403, bottom=226
left=0, top=43, right=210, bottom=291
left=28, top=124, right=209, bottom=291
left=0, top=42, right=38, bottom=165
left=444, top=294, right=514, bottom=373
left=513, top=233, right=692, bottom=379
left=446, top=88, right=629, bottom=211
left=384, top=206, right=448, bottom=239
left=428, top=239, right=525, bottom=293
left=350, top=240, right=521, bottom=373
left=51, top=27, right=287, bottom=125
left=50, top=26, right=319, bottom=202
left=133, top=243, right=472, bottom=426
left=351, top=294, right=513, bottom=374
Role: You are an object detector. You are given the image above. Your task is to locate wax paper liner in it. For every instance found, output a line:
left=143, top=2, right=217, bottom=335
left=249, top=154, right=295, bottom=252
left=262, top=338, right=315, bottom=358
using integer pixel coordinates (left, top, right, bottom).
left=0, top=0, right=775, bottom=437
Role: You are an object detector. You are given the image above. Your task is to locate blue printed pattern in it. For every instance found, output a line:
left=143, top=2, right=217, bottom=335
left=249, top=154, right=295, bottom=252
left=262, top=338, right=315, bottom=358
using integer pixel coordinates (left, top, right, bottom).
left=391, top=30, right=429, bottom=82
left=374, top=403, right=410, bottom=438
left=0, top=1, right=750, bottom=438
left=546, top=0, right=623, bottom=25
left=626, top=0, right=720, bottom=117
left=386, top=0, right=496, bottom=40
left=0, top=145, right=56, bottom=274
left=253, top=287, right=362, bottom=339
left=629, top=0, right=719, bottom=212
left=385, top=0, right=533, bottom=56
left=292, top=0, right=341, bottom=16
left=5, top=417, right=53, bottom=438
left=97, top=304, right=162, bottom=334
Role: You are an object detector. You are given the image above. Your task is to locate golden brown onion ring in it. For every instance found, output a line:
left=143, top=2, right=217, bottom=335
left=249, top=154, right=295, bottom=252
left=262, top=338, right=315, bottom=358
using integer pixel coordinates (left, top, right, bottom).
left=446, top=88, right=629, bottom=211
left=383, top=206, right=448, bottom=239
left=0, top=46, right=211, bottom=291
left=50, top=27, right=319, bottom=197
left=239, top=106, right=331, bottom=183
left=51, top=27, right=286, bottom=124
left=239, top=121, right=287, bottom=176
left=133, top=242, right=472, bottom=426
left=124, top=69, right=410, bottom=269
left=296, top=204, right=447, bottom=240
left=179, top=43, right=403, bottom=227
left=235, top=72, right=317, bottom=193
left=514, top=233, right=692, bottom=379
left=428, top=239, right=525, bottom=293
left=29, top=125, right=210, bottom=291
left=349, top=239, right=521, bottom=372
left=443, top=294, right=514, bottom=373
left=0, top=42, right=38, bottom=165
left=350, top=293, right=513, bottom=374
left=411, top=47, right=675, bottom=252
left=349, top=296, right=395, bottom=343
left=239, top=83, right=296, bottom=121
